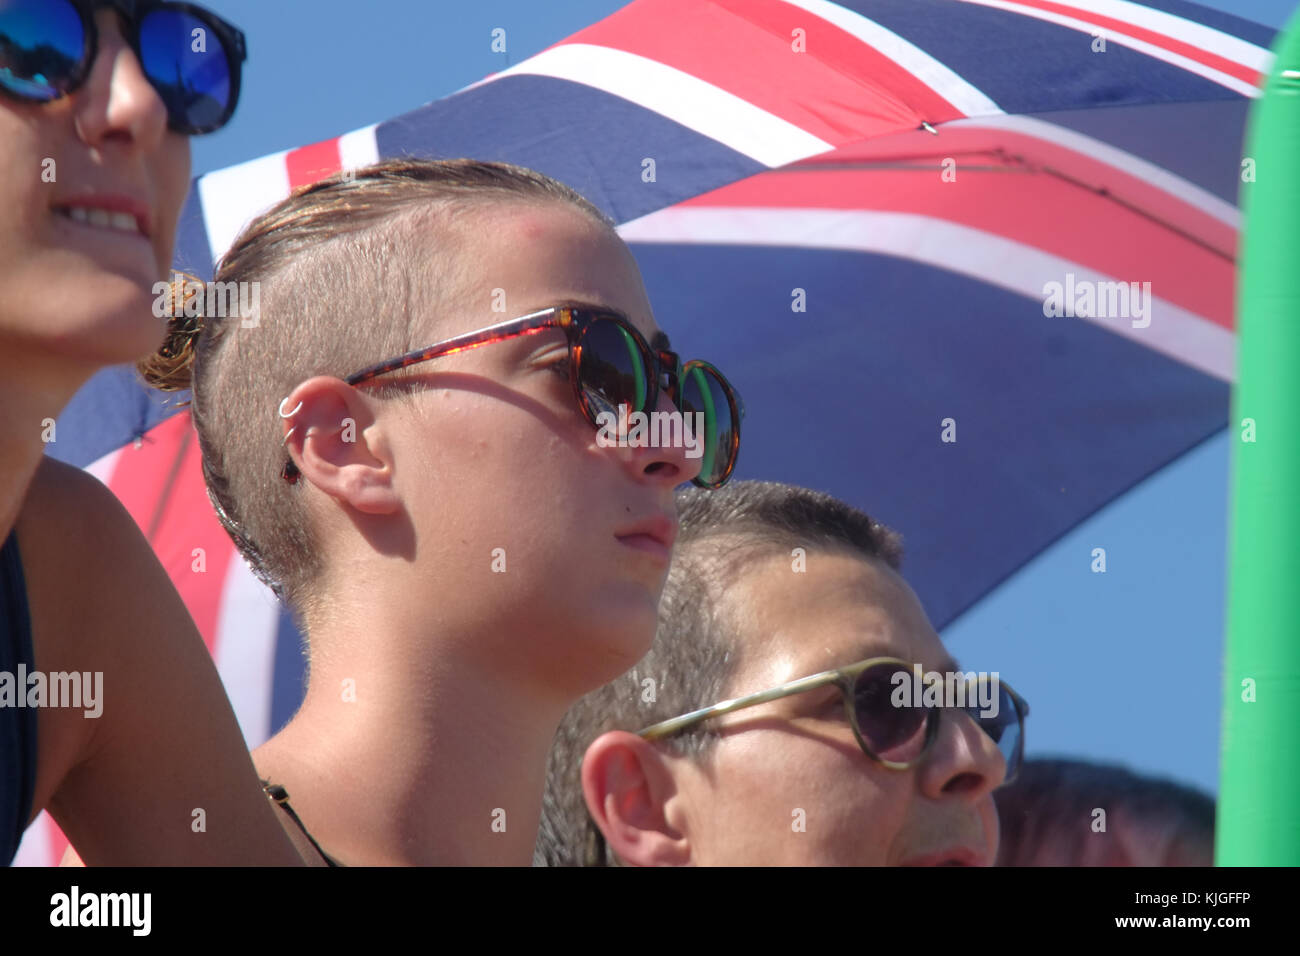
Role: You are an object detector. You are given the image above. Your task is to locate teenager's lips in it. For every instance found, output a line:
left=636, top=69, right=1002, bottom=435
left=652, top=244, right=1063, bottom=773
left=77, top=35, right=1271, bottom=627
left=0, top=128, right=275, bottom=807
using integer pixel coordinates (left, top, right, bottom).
left=615, top=513, right=678, bottom=562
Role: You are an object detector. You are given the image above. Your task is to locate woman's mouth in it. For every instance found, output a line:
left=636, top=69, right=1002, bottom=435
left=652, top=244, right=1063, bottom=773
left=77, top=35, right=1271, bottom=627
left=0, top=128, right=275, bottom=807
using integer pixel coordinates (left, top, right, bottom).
left=54, top=205, right=147, bottom=237
left=51, top=193, right=153, bottom=240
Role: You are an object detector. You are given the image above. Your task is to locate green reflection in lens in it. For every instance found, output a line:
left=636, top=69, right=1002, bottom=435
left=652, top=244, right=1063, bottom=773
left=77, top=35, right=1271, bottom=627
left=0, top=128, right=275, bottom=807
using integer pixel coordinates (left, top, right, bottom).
left=685, top=365, right=718, bottom=482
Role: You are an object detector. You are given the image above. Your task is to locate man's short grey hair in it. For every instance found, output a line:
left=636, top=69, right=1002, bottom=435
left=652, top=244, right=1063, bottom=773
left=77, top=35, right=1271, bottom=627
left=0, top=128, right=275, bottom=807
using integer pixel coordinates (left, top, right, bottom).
left=534, top=480, right=903, bottom=866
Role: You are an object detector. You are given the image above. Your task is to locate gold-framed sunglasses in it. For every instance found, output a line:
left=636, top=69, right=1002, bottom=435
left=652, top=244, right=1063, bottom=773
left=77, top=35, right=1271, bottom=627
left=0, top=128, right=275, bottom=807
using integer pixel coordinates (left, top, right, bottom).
left=639, top=656, right=1029, bottom=783
left=579, top=657, right=1029, bottom=865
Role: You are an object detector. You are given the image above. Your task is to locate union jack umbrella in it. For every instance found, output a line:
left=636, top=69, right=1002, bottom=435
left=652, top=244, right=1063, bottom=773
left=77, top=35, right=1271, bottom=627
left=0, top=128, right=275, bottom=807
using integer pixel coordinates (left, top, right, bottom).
left=18, top=0, right=1278, bottom=864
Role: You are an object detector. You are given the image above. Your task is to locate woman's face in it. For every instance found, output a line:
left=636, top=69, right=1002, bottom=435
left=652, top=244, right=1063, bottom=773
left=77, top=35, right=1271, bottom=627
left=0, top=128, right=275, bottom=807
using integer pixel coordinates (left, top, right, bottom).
left=385, top=202, right=704, bottom=694
left=0, top=9, right=190, bottom=370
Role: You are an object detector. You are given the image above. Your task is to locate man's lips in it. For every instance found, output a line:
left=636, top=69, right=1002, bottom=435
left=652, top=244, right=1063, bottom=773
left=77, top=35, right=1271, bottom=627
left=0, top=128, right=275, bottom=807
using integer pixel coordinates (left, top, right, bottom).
left=898, top=846, right=986, bottom=867
left=615, top=514, right=678, bottom=561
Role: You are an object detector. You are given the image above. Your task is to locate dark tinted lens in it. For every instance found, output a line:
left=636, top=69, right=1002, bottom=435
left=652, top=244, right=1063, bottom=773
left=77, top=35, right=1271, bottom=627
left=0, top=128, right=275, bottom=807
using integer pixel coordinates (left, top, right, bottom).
left=967, top=682, right=1022, bottom=780
left=578, top=318, right=649, bottom=422
left=680, top=363, right=737, bottom=488
left=853, top=662, right=930, bottom=763
left=138, top=7, right=232, bottom=131
left=0, top=0, right=85, bottom=101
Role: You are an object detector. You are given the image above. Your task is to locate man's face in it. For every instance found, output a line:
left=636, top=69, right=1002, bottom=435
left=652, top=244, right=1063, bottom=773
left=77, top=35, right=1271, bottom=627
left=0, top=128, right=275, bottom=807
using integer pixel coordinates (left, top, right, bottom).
left=669, top=547, right=1005, bottom=865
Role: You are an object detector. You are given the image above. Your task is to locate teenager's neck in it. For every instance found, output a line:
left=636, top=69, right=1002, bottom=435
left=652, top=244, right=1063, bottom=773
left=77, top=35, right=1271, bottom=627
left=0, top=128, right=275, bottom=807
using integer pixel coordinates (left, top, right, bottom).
left=253, top=622, right=571, bottom=866
left=0, top=355, right=90, bottom=541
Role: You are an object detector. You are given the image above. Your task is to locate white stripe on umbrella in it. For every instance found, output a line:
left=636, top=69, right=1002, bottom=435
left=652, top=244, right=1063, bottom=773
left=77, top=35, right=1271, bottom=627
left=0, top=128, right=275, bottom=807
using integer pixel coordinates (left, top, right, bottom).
left=339, top=124, right=380, bottom=172
left=463, top=43, right=834, bottom=167
left=11, top=811, right=56, bottom=867
left=84, top=447, right=123, bottom=489
left=618, top=206, right=1235, bottom=382
left=780, top=0, right=1005, bottom=117
left=954, top=0, right=1270, bottom=96
left=212, top=550, right=283, bottom=750
left=195, top=124, right=378, bottom=266
left=977, top=0, right=1275, bottom=72
left=197, top=150, right=293, bottom=266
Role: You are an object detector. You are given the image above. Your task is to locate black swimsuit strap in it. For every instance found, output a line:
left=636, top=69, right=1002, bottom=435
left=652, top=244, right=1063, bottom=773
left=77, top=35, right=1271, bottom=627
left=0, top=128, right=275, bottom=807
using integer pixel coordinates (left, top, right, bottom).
left=261, top=780, right=342, bottom=868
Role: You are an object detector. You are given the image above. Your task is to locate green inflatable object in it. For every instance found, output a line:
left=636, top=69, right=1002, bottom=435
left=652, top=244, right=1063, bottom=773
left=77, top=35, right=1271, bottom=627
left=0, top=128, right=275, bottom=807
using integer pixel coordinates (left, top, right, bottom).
left=1219, top=7, right=1300, bottom=866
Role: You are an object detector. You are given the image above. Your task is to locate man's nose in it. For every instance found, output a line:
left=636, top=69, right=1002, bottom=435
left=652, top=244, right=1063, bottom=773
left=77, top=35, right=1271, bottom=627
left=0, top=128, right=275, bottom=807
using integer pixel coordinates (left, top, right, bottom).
left=916, top=706, right=1008, bottom=802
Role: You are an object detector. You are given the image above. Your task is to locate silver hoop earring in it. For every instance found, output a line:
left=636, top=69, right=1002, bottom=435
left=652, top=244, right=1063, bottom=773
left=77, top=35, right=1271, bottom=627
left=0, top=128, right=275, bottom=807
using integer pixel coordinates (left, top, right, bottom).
left=279, top=397, right=303, bottom=446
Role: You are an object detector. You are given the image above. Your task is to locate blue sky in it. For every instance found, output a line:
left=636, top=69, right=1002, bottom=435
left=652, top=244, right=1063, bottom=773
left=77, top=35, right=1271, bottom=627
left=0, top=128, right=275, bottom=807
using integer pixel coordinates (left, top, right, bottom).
left=190, top=0, right=1299, bottom=798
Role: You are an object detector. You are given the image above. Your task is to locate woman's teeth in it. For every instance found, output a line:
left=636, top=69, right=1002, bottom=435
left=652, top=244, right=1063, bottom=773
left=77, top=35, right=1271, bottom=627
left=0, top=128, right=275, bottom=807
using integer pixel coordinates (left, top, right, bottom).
left=58, top=206, right=142, bottom=235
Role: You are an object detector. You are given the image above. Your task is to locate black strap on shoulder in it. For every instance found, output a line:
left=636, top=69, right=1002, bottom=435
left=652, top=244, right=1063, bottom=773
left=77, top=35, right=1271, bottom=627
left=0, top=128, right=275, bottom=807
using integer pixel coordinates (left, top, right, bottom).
left=261, top=780, right=342, bottom=867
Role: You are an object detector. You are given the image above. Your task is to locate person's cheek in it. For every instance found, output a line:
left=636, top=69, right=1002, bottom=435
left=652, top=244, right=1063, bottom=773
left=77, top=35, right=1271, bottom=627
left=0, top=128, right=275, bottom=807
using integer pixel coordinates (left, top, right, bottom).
left=153, top=137, right=192, bottom=271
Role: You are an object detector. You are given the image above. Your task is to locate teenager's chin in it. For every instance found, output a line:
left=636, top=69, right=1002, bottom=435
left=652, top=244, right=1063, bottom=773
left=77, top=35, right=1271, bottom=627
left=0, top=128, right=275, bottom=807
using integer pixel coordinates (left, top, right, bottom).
left=585, top=590, right=660, bottom=666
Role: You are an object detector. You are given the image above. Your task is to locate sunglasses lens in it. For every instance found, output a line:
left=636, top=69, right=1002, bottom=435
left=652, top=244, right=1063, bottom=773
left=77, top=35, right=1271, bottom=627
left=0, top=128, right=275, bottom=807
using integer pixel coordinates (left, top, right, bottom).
left=578, top=317, right=650, bottom=422
left=680, top=363, right=738, bottom=488
left=137, top=7, right=235, bottom=133
left=967, top=681, right=1023, bottom=781
left=853, top=662, right=930, bottom=763
left=0, top=0, right=85, bottom=101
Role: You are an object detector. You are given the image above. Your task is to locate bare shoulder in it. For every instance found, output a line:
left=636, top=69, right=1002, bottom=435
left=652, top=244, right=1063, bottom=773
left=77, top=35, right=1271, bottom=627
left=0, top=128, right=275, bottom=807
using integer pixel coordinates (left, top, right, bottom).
left=18, top=455, right=180, bottom=642
left=16, top=457, right=305, bottom=864
left=17, top=456, right=170, bottom=821
left=19, top=456, right=142, bottom=567
left=16, top=455, right=167, bottom=671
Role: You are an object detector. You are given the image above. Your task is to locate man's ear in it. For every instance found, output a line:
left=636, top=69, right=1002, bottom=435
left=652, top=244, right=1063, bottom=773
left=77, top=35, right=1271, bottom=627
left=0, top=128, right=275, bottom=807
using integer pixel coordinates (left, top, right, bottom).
left=281, top=377, right=399, bottom=515
left=581, top=731, right=693, bottom=867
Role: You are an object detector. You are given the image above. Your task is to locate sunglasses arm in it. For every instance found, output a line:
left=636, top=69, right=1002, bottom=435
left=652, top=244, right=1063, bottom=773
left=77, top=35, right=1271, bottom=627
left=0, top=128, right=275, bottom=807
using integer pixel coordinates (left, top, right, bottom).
left=638, top=670, right=843, bottom=741
left=344, top=309, right=568, bottom=386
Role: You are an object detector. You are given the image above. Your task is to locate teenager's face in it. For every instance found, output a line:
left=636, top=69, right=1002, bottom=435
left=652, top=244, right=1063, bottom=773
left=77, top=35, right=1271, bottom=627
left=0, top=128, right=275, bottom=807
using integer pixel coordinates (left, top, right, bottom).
left=386, top=202, right=701, bottom=692
left=673, top=549, right=1005, bottom=865
left=0, top=9, right=190, bottom=370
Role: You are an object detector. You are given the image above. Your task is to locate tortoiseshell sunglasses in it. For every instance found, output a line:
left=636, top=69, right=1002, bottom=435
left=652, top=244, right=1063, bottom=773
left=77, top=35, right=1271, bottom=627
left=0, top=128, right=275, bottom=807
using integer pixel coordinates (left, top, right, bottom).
left=280, top=305, right=744, bottom=488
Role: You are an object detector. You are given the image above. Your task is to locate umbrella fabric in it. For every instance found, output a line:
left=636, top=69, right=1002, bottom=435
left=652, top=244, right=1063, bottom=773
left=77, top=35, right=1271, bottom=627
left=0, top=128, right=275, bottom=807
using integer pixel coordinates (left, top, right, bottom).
left=620, top=114, right=1237, bottom=627
left=20, top=0, right=1274, bottom=865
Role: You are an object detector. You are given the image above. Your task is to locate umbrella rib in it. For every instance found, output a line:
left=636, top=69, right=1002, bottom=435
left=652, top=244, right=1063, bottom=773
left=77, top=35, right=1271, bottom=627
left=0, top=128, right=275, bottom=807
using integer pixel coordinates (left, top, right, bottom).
left=774, top=154, right=1236, bottom=262
left=1031, top=161, right=1237, bottom=263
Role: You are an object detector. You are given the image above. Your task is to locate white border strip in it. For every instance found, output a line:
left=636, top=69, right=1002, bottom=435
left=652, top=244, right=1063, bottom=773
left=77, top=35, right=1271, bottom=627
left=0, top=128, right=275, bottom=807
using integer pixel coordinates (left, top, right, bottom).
left=12, top=812, right=56, bottom=867
left=461, top=43, right=833, bottom=167
left=953, top=0, right=1269, bottom=97
left=197, top=150, right=291, bottom=265
left=213, top=553, right=283, bottom=749
left=339, top=124, right=380, bottom=171
left=969, top=0, right=1273, bottom=72
left=780, top=0, right=1004, bottom=116
left=83, top=447, right=123, bottom=488
left=619, top=206, right=1234, bottom=381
